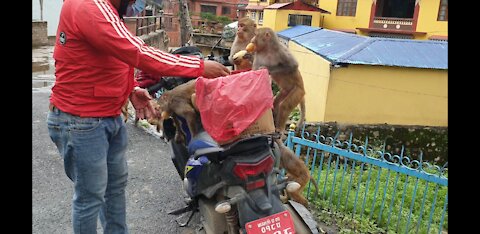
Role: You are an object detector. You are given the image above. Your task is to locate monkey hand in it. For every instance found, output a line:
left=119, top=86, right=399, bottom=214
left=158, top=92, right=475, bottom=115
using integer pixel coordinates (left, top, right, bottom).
left=130, top=88, right=156, bottom=120
left=233, top=50, right=253, bottom=65
left=233, top=50, right=247, bottom=61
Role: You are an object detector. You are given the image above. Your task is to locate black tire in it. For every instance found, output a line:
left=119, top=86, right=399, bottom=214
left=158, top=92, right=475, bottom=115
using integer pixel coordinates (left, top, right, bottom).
left=198, top=198, right=228, bottom=234
left=169, top=140, right=189, bottom=180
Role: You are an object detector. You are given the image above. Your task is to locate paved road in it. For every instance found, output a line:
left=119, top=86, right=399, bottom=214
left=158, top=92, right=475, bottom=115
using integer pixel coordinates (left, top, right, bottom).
left=32, top=86, right=201, bottom=234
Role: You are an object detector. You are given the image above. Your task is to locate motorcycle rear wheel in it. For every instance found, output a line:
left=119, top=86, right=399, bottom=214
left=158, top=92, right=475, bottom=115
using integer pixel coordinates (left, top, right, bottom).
left=198, top=198, right=228, bottom=234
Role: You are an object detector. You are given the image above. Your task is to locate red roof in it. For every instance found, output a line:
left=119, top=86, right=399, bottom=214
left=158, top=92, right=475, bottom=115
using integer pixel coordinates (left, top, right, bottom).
left=265, top=1, right=330, bottom=13
left=265, top=3, right=290, bottom=9
left=245, top=4, right=266, bottom=10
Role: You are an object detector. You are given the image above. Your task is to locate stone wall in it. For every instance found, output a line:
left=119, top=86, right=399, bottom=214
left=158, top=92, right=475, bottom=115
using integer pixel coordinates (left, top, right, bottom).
left=299, top=122, right=448, bottom=166
left=32, top=21, right=48, bottom=47
left=166, top=31, right=181, bottom=48
left=140, top=30, right=169, bottom=51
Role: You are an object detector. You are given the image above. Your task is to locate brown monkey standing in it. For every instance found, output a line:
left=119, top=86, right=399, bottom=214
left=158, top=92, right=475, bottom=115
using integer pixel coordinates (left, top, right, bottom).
left=247, top=27, right=313, bottom=206
left=229, top=17, right=256, bottom=71
left=247, top=27, right=306, bottom=134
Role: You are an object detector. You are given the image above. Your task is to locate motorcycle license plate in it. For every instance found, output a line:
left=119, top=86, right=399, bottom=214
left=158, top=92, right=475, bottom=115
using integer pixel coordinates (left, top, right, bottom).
left=245, top=210, right=295, bottom=234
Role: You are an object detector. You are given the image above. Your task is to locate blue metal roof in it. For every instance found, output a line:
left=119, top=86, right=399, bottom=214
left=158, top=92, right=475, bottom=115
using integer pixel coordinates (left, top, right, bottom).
left=290, top=28, right=369, bottom=61
left=277, top=25, right=322, bottom=40
left=280, top=26, right=448, bottom=70
left=337, top=38, right=448, bottom=69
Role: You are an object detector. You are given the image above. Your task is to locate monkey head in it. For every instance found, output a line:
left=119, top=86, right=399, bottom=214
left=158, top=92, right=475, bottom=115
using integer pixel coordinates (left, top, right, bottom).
left=153, top=93, right=171, bottom=120
left=146, top=99, right=166, bottom=130
left=248, top=27, right=277, bottom=53
left=236, top=17, right=256, bottom=41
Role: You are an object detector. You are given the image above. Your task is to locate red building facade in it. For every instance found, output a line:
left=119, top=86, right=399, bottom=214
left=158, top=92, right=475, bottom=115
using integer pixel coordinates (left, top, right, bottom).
left=162, top=0, right=248, bottom=47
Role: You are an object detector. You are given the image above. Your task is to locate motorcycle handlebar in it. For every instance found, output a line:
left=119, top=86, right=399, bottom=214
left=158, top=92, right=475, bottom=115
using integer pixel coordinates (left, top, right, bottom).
left=207, top=54, right=233, bottom=67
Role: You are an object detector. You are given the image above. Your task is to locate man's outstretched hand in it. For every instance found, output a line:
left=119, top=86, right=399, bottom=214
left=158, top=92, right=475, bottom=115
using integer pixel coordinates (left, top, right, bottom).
left=202, top=60, right=230, bottom=78
left=130, top=88, right=156, bottom=120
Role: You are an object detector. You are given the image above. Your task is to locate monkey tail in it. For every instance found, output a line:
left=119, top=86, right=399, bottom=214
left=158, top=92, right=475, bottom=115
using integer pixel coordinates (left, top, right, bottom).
left=295, top=98, right=306, bottom=132
left=309, top=176, right=319, bottom=195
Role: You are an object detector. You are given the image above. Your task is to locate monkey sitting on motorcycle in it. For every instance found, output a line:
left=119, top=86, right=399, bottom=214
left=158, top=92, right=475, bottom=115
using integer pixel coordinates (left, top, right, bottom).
left=147, top=80, right=318, bottom=208
left=148, top=79, right=199, bottom=144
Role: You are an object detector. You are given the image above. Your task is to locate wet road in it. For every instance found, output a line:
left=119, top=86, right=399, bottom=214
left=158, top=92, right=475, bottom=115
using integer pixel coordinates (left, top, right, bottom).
left=32, top=46, right=55, bottom=89
left=32, top=46, right=201, bottom=234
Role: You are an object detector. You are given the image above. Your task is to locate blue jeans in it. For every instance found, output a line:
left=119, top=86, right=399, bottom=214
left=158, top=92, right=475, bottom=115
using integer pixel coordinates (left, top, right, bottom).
left=47, top=106, right=129, bottom=234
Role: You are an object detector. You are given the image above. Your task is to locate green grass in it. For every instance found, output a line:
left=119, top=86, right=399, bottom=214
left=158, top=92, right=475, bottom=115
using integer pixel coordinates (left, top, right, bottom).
left=303, top=158, right=448, bottom=234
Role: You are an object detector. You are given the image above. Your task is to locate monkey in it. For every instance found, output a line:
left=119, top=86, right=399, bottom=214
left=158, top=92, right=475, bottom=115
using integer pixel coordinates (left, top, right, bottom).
left=121, top=100, right=130, bottom=123
left=144, top=100, right=165, bottom=134
left=229, top=17, right=256, bottom=71
left=149, top=79, right=199, bottom=144
left=276, top=139, right=318, bottom=207
left=247, top=27, right=306, bottom=133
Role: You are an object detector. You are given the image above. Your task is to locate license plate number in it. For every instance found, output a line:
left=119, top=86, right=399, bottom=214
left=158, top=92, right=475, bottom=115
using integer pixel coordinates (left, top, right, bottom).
left=245, top=210, right=295, bottom=234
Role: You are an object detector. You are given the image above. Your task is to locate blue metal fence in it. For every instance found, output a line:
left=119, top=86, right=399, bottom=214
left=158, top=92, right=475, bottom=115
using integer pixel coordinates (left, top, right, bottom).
left=285, top=126, right=448, bottom=234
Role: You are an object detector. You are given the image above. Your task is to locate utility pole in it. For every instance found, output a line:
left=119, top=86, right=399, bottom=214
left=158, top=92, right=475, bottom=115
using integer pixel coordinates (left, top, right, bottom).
left=178, top=0, right=194, bottom=46
left=39, top=0, right=44, bottom=21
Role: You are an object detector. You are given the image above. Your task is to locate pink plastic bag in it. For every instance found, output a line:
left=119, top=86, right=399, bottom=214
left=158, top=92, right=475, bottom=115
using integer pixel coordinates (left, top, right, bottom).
left=195, top=69, right=273, bottom=143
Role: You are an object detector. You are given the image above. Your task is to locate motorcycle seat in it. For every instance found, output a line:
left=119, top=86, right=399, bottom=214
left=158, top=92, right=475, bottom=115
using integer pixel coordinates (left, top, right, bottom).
left=188, top=131, right=224, bottom=157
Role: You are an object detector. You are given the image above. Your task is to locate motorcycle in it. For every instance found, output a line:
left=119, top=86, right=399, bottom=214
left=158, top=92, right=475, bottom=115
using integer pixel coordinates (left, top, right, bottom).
left=137, top=45, right=319, bottom=234
left=166, top=123, right=319, bottom=234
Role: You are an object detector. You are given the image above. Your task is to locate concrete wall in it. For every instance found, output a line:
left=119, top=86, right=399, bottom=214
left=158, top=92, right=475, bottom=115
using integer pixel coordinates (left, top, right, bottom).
left=416, top=0, right=448, bottom=39
left=263, top=9, right=277, bottom=30
left=140, top=30, right=169, bottom=51
left=288, top=40, right=448, bottom=127
left=124, top=18, right=169, bottom=50
left=263, top=9, right=322, bottom=32
left=325, top=65, right=448, bottom=127
left=319, top=0, right=372, bottom=32
left=32, top=21, right=48, bottom=47
left=288, top=42, right=331, bottom=123
left=318, top=0, right=448, bottom=39
left=32, top=0, right=63, bottom=36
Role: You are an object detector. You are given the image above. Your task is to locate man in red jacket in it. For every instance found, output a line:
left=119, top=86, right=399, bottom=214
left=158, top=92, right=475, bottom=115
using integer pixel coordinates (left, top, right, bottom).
left=47, top=0, right=230, bottom=233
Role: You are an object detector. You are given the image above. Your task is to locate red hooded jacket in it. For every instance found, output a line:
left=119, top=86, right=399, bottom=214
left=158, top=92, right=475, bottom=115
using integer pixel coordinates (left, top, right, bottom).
left=50, top=0, right=204, bottom=117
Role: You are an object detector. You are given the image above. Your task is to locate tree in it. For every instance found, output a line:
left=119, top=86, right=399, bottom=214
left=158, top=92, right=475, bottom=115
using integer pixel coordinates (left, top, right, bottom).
left=178, top=0, right=194, bottom=46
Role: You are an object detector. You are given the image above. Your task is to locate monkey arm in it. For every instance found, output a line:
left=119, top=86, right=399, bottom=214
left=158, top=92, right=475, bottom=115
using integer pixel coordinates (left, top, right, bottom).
left=266, top=51, right=299, bottom=76
left=228, top=54, right=235, bottom=65
left=268, top=62, right=298, bottom=76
